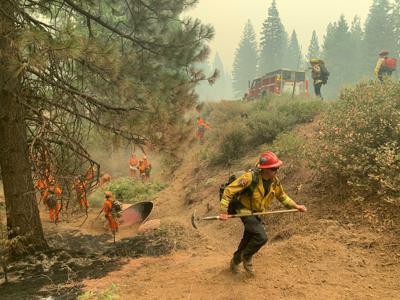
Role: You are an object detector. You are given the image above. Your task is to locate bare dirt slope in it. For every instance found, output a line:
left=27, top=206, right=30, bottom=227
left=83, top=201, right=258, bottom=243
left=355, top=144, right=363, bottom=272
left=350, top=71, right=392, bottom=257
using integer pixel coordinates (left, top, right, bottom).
left=78, top=125, right=400, bottom=300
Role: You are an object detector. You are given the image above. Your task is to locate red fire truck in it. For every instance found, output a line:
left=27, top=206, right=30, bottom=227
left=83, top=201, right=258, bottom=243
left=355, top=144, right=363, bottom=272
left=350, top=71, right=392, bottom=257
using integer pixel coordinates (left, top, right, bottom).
left=244, top=69, right=308, bottom=100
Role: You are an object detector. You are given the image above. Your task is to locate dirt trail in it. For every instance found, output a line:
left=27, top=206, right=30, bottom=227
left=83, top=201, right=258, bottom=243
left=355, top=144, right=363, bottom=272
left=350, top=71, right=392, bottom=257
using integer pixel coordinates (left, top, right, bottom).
left=2, top=123, right=400, bottom=299
left=78, top=132, right=400, bottom=299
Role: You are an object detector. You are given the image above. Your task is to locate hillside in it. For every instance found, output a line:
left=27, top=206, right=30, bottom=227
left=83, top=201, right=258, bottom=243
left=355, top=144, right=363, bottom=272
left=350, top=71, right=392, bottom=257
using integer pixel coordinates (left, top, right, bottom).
left=1, top=117, right=400, bottom=300
left=80, top=121, right=400, bottom=299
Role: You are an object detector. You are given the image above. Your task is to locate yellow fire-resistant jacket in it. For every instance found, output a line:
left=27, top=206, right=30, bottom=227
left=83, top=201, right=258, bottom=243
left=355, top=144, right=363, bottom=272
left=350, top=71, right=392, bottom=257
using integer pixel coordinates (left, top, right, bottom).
left=374, top=57, right=385, bottom=77
left=220, top=171, right=295, bottom=214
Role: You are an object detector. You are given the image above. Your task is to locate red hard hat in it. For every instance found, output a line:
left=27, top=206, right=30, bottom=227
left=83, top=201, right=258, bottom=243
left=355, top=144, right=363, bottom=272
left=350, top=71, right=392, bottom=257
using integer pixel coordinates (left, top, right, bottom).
left=104, top=191, right=113, bottom=198
left=257, top=151, right=283, bottom=169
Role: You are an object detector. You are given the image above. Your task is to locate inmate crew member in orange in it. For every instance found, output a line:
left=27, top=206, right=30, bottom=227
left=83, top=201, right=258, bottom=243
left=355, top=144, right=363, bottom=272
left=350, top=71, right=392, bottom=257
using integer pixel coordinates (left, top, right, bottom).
left=220, top=151, right=307, bottom=276
left=103, top=191, right=118, bottom=233
left=74, top=175, right=89, bottom=210
left=138, top=155, right=150, bottom=182
left=44, top=176, right=62, bottom=223
left=35, top=177, right=48, bottom=203
left=196, top=117, right=209, bottom=143
left=143, top=156, right=152, bottom=181
left=128, top=153, right=138, bottom=178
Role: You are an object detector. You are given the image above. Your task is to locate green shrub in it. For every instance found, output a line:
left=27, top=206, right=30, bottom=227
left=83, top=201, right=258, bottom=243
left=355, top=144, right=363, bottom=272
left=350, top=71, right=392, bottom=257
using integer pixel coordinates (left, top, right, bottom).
left=88, top=177, right=166, bottom=207
left=277, top=100, right=325, bottom=123
left=247, top=111, right=297, bottom=145
left=271, top=131, right=306, bottom=160
left=204, top=96, right=324, bottom=166
left=312, top=80, right=400, bottom=199
left=209, top=122, right=251, bottom=166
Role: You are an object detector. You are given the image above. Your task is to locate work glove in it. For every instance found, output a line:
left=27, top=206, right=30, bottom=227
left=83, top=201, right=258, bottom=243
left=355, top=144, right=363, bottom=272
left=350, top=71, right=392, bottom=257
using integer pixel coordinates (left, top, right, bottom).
left=219, top=211, right=229, bottom=221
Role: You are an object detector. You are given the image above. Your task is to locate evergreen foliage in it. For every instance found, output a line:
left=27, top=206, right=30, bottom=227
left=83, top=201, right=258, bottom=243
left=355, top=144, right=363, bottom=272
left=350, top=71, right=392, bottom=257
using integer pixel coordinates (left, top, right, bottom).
left=259, top=0, right=288, bottom=74
left=0, top=0, right=214, bottom=250
left=212, top=52, right=230, bottom=100
left=392, top=0, right=400, bottom=57
left=232, top=20, right=258, bottom=98
left=347, top=16, right=365, bottom=82
left=306, top=30, right=321, bottom=60
left=287, top=30, right=301, bottom=69
left=321, top=15, right=352, bottom=98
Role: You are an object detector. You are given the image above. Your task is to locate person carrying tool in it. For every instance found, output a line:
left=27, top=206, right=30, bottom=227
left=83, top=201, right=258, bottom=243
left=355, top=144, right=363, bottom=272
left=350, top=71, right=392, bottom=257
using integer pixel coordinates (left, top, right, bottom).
left=219, top=151, right=307, bottom=276
left=128, top=153, right=139, bottom=178
left=44, top=176, right=62, bottom=223
left=309, top=58, right=329, bottom=99
left=103, top=191, right=119, bottom=234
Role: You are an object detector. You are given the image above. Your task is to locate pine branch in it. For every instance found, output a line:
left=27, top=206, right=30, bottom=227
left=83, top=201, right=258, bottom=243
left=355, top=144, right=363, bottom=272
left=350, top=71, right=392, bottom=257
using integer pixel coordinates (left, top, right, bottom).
left=26, top=65, right=145, bottom=113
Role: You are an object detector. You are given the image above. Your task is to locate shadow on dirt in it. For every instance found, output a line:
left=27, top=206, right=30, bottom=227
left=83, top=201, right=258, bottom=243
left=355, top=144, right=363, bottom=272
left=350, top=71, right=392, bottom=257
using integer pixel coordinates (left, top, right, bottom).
left=0, top=227, right=183, bottom=300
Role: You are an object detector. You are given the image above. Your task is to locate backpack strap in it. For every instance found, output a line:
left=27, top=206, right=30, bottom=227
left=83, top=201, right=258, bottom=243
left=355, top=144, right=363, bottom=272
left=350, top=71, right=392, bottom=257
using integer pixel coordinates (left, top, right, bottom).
left=244, top=169, right=259, bottom=213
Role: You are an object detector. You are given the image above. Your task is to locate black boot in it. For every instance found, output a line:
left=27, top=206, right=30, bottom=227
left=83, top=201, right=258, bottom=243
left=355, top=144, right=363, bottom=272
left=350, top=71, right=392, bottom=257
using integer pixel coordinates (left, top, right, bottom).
left=229, top=254, right=242, bottom=273
left=241, top=253, right=255, bottom=276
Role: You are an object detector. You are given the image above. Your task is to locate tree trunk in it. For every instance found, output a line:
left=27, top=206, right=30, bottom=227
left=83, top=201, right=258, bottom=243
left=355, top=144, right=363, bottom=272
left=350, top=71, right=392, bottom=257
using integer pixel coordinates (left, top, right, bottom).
left=0, top=2, right=47, bottom=252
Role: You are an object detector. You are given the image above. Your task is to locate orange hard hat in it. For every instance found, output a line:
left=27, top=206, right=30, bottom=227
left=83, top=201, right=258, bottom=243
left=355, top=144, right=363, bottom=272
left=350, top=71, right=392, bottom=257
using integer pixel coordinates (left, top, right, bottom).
left=104, top=191, right=113, bottom=198
left=256, top=151, right=283, bottom=169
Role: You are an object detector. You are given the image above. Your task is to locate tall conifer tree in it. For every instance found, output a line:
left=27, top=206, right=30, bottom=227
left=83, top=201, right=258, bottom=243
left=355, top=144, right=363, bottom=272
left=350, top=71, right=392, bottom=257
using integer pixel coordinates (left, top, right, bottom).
left=307, top=30, right=321, bottom=60
left=259, top=0, right=288, bottom=74
left=392, top=0, right=400, bottom=57
left=322, top=15, right=351, bottom=97
left=0, top=0, right=213, bottom=251
left=232, top=20, right=258, bottom=98
left=212, top=52, right=227, bottom=100
left=348, top=16, right=364, bottom=82
left=287, top=30, right=301, bottom=69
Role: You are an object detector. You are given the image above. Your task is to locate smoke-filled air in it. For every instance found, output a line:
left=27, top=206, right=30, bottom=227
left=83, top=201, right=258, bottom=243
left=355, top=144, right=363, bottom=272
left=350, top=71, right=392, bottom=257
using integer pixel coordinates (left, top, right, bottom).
left=0, top=1, right=399, bottom=299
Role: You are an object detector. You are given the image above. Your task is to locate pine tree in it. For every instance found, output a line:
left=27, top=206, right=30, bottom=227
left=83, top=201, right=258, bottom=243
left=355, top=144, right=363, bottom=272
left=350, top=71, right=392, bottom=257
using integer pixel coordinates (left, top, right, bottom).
left=392, top=0, right=400, bottom=57
left=307, top=30, right=321, bottom=60
left=259, top=0, right=288, bottom=74
left=232, top=20, right=258, bottom=98
left=287, top=30, right=301, bottom=69
left=211, top=52, right=227, bottom=100
left=195, top=59, right=213, bottom=101
left=321, top=15, right=351, bottom=97
left=348, top=16, right=364, bottom=82
left=0, top=0, right=213, bottom=251
left=363, top=0, right=396, bottom=75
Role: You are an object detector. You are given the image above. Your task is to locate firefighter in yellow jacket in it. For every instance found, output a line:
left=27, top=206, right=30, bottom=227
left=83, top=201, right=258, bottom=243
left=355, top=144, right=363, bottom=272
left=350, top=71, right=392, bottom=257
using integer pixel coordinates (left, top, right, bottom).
left=220, top=151, right=307, bottom=276
left=374, top=50, right=393, bottom=82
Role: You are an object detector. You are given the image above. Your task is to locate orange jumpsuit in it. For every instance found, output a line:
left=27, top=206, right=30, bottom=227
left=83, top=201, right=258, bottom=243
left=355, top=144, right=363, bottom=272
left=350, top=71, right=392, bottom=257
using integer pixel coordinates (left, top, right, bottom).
left=128, top=155, right=138, bottom=177
left=138, top=158, right=151, bottom=181
left=103, top=198, right=118, bottom=233
left=44, top=184, right=62, bottom=222
left=197, top=117, right=209, bottom=142
left=35, top=178, right=48, bottom=203
left=74, top=179, right=89, bottom=209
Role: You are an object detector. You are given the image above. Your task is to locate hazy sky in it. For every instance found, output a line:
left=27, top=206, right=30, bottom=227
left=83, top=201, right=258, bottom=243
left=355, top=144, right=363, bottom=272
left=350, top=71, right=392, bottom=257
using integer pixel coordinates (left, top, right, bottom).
left=185, top=0, right=373, bottom=72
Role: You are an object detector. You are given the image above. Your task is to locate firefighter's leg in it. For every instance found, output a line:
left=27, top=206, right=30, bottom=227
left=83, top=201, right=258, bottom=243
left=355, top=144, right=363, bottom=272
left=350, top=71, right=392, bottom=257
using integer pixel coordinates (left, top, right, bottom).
left=55, top=203, right=61, bottom=222
left=49, top=208, right=55, bottom=222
